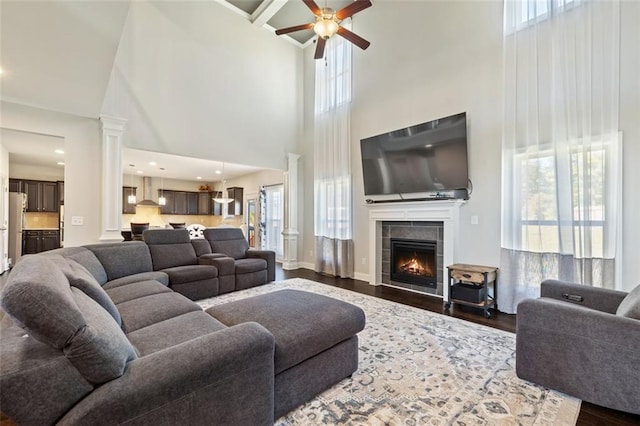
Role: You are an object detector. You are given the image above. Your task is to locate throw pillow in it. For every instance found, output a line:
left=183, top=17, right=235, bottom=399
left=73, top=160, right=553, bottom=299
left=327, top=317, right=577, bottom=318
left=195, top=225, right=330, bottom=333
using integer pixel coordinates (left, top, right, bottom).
left=65, top=259, right=122, bottom=326
left=64, top=288, right=137, bottom=385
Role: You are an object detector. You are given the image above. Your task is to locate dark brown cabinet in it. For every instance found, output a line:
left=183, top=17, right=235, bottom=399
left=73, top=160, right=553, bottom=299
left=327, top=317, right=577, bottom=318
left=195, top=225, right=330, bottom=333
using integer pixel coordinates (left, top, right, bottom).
left=57, top=181, right=64, bottom=204
left=122, top=186, right=137, bottom=214
left=21, top=180, right=58, bottom=212
left=22, top=230, right=60, bottom=254
left=198, top=192, right=211, bottom=215
left=158, top=190, right=203, bottom=215
left=9, top=178, right=21, bottom=193
left=227, top=187, right=244, bottom=216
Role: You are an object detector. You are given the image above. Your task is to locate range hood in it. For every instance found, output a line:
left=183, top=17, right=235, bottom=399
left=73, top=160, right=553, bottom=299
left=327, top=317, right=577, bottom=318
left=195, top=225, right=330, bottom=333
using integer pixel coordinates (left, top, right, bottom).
left=137, top=176, right=159, bottom=207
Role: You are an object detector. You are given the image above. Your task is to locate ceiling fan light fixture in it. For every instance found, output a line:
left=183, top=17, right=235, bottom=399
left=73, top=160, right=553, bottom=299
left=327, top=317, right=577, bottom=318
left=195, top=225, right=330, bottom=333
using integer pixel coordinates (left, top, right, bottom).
left=314, top=18, right=339, bottom=39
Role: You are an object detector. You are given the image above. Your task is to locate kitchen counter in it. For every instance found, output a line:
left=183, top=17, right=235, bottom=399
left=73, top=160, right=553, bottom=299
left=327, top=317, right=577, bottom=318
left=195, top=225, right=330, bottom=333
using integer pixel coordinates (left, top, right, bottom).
left=23, top=228, right=60, bottom=231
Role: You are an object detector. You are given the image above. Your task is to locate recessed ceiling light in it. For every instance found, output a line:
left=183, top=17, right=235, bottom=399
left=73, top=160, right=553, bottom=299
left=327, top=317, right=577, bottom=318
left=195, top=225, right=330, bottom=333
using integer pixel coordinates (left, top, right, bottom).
left=215, top=170, right=222, bottom=174
left=54, top=149, right=64, bottom=154
left=0, top=67, right=4, bottom=76
left=196, top=176, right=202, bottom=180
left=137, top=170, right=144, bottom=174
left=57, top=161, right=65, bottom=166
left=149, top=161, right=157, bottom=166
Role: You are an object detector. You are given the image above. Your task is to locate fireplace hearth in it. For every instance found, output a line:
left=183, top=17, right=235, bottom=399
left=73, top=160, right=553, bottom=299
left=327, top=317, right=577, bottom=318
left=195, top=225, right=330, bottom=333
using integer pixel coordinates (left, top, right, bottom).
left=390, top=239, right=437, bottom=288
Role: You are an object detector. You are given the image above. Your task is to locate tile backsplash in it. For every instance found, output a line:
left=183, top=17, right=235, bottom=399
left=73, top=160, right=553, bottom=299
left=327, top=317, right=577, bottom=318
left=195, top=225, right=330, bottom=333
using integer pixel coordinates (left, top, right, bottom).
left=25, top=212, right=59, bottom=229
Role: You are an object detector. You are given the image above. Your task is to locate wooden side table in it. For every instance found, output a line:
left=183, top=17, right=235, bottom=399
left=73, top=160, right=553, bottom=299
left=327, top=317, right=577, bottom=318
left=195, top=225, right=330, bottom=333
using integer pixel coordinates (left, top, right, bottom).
left=445, top=263, right=498, bottom=318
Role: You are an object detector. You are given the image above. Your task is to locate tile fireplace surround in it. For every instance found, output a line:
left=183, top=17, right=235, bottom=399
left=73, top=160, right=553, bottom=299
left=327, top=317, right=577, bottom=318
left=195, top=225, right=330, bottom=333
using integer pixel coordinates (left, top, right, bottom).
left=367, top=199, right=465, bottom=300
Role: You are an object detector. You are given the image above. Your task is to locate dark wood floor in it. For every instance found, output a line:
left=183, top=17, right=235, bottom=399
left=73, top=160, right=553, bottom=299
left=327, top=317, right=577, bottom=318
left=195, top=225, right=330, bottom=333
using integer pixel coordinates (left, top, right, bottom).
left=279, top=267, right=640, bottom=426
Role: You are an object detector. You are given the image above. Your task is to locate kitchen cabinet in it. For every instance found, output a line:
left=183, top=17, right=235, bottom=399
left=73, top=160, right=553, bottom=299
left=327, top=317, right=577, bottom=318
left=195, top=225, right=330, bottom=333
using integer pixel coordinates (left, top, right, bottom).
left=227, top=187, right=244, bottom=216
left=9, top=178, right=21, bottom=193
left=57, top=181, right=64, bottom=204
left=198, top=192, right=211, bottom=215
left=22, top=230, right=60, bottom=254
left=122, top=186, right=137, bottom=214
left=159, top=190, right=175, bottom=215
left=23, top=180, right=58, bottom=212
left=158, top=190, right=201, bottom=215
left=211, top=192, right=224, bottom=215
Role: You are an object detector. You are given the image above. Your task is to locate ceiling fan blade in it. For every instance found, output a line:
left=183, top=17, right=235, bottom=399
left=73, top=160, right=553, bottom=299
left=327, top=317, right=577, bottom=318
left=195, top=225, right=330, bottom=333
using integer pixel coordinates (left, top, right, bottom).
left=275, top=22, right=314, bottom=36
left=335, top=0, right=372, bottom=20
left=337, top=26, right=371, bottom=50
left=303, top=0, right=322, bottom=16
left=314, top=36, right=327, bottom=59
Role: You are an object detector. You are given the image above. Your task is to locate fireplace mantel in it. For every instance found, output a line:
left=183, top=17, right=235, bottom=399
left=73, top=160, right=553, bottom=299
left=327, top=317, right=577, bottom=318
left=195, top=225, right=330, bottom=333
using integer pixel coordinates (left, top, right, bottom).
left=367, top=199, right=466, bottom=299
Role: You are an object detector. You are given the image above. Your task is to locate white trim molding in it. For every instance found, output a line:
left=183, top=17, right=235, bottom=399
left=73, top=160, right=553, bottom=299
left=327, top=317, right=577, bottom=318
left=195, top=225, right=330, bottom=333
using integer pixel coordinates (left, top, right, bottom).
left=99, top=115, right=127, bottom=242
left=282, top=153, right=301, bottom=270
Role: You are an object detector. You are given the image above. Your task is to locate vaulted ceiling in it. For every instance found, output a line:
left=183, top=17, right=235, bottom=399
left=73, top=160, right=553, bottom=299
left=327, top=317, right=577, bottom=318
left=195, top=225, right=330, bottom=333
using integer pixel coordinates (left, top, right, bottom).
left=2, top=0, right=361, bottom=178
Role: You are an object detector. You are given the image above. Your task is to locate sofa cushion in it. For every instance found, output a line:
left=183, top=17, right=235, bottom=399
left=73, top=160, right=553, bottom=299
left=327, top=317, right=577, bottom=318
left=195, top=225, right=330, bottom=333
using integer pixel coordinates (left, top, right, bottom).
left=204, top=228, right=249, bottom=260
left=162, top=265, right=218, bottom=285
left=148, top=244, right=198, bottom=270
left=116, top=292, right=202, bottom=333
left=106, top=280, right=173, bottom=305
left=65, top=259, right=122, bottom=326
left=103, top=271, right=169, bottom=290
left=44, top=247, right=108, bottom=285
left=127, top=311, right=227, bottom=356
left=191, top=238, right=212, bottom=256
left=235, top=258, right=267, bottom=274
left=85, top=242, right=154, bottom=281
left=206, top=290, right=366, bottom=374
left=65, top=288, right=137, bottom=384
left=1, top=256, right=86, bottom=349
left=616, top=284, right=640, bottom=319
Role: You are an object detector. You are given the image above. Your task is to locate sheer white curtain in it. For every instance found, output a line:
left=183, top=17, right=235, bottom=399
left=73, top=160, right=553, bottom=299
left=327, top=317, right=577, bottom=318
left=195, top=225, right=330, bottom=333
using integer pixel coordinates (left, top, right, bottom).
left=314, top=22, right=354, bottom=278
left=264, top=184, right=284, bottom=259
left=501, top=0, right=622, bottom=313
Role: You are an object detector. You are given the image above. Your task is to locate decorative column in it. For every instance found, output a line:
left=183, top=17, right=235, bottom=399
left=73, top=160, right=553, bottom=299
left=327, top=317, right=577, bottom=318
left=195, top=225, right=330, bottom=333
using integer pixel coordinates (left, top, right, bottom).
left=282, top=153, right=300, bottom=270
left=99, top=115, right=127, bottom=242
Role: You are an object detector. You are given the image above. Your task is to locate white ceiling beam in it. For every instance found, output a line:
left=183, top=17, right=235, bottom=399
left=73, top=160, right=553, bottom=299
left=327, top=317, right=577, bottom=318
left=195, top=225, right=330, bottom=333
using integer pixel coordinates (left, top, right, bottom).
left=252, top=0, right=288, bottom=27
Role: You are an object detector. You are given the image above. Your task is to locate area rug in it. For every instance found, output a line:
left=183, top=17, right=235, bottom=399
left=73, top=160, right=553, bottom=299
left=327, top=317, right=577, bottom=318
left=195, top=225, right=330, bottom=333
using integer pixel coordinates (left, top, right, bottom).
left=197, top=279, right=581, bottom=425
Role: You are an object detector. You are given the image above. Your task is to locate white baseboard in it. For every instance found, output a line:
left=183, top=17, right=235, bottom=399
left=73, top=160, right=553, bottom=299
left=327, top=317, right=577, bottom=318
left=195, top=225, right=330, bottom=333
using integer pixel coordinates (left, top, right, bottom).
left=297, top=261, right=315, bottom=271
left=354, top=271, right=370, bottom=283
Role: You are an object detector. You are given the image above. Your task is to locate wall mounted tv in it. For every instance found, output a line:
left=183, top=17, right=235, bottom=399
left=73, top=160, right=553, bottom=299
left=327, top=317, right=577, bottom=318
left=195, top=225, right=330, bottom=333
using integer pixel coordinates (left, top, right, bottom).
left=360, top=112, right=469, bottom=200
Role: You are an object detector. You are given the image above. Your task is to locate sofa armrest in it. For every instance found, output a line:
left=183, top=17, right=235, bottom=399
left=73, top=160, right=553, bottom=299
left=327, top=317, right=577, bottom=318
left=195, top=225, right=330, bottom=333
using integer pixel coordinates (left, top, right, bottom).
left=516, top=297, right=640, bottom=414
left=246, top=250, right=276, bottom=282
left=200, top=255, right=235, bottom=277
left=59, top=322, right=275, bottom=425
left=540, top=279, right=627, bottom=313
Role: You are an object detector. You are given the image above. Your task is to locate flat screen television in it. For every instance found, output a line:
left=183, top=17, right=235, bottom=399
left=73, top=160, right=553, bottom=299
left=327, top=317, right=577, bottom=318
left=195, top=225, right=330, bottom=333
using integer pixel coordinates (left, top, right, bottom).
left=360, top=112, right=469, bottom=199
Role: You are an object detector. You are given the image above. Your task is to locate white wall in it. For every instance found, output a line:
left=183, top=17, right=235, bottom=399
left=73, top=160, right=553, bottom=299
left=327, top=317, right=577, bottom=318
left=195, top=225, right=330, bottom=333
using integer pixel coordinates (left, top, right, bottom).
left=619, top=0, right=640, bottom=291
left=9, top=164, right=64, bottom=182
left=300, top=1, right=505, bottom=279
left=299, top=0, right=640, bottom=291
left=0, top=102, right=102, bottom=247
left=102, top=0, right=302, bottom=171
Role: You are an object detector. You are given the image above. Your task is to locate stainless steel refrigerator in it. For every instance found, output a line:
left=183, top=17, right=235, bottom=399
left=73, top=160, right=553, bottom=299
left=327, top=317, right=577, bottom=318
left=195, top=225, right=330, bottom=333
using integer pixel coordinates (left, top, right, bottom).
left=8, top=192, right=27, bottom=267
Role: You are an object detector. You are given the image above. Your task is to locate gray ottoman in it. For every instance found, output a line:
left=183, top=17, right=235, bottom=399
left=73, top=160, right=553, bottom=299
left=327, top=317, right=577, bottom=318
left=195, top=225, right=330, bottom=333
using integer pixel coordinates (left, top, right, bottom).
left=205, top=289, right=365, bottom=418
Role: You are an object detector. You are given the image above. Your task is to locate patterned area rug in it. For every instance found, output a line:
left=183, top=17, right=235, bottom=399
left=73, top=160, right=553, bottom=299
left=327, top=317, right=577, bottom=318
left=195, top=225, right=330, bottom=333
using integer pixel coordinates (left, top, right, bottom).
left=197, top=278, right=580, bottom=425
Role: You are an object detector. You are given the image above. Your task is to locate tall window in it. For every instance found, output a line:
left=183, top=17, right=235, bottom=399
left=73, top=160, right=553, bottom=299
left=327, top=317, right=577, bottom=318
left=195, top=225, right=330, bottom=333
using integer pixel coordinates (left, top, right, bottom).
left=313, top=20, right=354, bottom=278
left=501, top=0, right=621, bottom=313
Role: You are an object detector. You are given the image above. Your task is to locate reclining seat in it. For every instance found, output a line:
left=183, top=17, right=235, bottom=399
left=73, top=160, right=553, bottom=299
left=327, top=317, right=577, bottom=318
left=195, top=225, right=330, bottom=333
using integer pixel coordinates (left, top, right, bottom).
left=143, top=229, right=219, bottom=300
left=203, top=228, right=275, bottom=291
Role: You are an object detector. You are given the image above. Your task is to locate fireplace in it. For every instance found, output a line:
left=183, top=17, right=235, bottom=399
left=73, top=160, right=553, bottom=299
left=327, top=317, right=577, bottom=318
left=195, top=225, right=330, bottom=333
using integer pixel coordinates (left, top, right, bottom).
left=390, top=239, right=437, bottom=288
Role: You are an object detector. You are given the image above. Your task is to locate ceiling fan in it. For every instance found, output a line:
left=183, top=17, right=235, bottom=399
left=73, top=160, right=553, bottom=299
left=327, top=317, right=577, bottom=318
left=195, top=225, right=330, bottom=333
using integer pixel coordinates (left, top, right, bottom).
left=275, top=0, right=372, bottom=60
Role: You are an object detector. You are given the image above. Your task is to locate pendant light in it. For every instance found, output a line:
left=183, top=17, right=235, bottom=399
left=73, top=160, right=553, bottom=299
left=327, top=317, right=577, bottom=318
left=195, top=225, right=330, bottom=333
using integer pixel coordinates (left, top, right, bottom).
left=213, top=162, right=233, bottom=204
left=158, top=167, right=166, bottom=206
left=127, top=164, right=137, bottom=204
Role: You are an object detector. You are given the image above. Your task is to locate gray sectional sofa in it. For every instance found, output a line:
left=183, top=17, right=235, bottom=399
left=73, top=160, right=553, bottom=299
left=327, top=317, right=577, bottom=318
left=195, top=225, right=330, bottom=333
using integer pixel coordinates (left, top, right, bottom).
left=0, top=234, right=365, bottom=424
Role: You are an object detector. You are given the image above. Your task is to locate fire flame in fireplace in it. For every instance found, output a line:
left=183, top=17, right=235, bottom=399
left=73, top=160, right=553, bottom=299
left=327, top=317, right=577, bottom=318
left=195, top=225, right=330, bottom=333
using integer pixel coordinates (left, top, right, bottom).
left=399, top=253, right=434, bottom=277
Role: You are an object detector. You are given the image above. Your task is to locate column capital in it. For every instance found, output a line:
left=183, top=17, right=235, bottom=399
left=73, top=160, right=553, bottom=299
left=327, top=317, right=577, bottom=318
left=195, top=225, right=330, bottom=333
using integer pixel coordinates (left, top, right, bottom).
left=99, top=115, right=128, bottom=132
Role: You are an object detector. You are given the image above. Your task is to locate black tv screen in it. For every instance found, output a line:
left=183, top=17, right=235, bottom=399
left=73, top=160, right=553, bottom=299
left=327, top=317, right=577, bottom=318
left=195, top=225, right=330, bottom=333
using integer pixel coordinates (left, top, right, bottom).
left=360, top=112, right=469, bottom=196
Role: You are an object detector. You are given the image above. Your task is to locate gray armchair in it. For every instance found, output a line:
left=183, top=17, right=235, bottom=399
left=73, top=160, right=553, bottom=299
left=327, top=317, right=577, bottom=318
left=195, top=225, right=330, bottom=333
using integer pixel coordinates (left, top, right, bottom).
left=203, top=228, right=275, bottom=292
left=516, top=279, right=640, bottom=415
